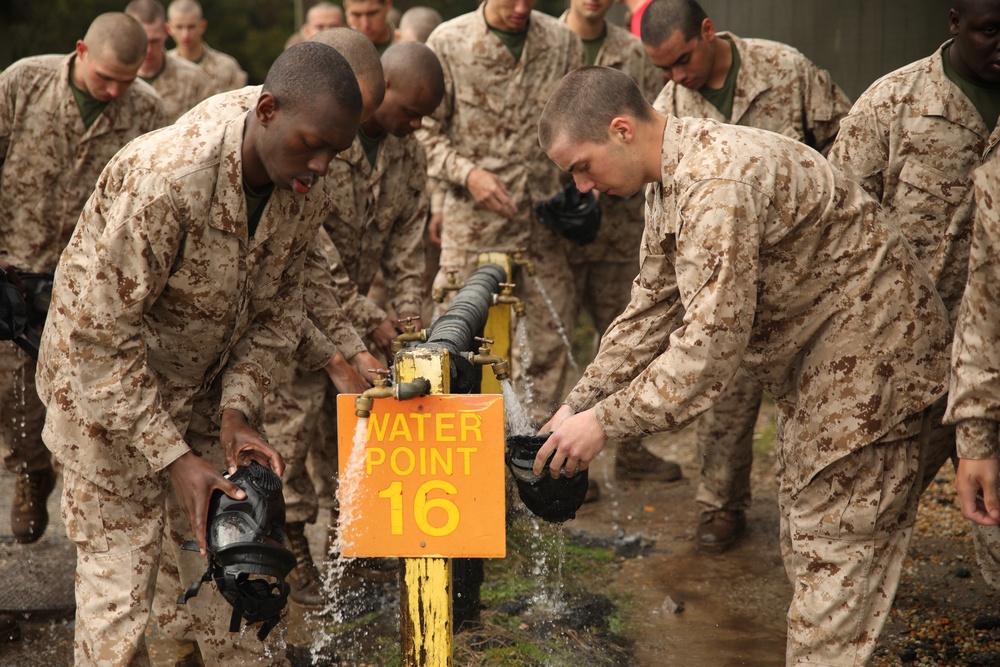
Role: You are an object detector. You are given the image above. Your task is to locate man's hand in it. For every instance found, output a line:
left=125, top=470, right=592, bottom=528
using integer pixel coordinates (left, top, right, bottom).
left=956, top=457, right=1000, bottom=526
left=533, top=407, right=608, bottom=478
left=427, top=212, right=443, bottom=247
left=168, top=450, right=246, bottom=555
left=220, top=408, right=284, bottom=475
left=325, top=350, right=372, bottom=393
left=539, top=404, right=576, bottom=434
left=370, top=317, right=399, bottom=359
left=349, top=350, right=387, bottom=384
left=467, top=168, right=517, bottom=219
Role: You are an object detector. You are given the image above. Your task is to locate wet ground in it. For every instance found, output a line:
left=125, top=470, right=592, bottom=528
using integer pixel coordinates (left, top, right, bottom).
left=1, top=399, right=998, bottom=665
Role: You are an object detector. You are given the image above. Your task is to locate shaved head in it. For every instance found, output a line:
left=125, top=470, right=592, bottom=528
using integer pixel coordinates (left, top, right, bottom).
left=125, top=0, right=167, bottom=26
left=262, top=42, right=362, bottom=119
left=538, top=67, right=655, bottom=151
left=640, top=0, right=708, bottom=47
left=310, top=27, right=386, bottom=116
left=382, top=41, right=444, bottom=101
left=84, top=13, right=148, bottom=66
left=398, top=6, right=443, bottom=43
left=168, top=0, right=203, bottom=20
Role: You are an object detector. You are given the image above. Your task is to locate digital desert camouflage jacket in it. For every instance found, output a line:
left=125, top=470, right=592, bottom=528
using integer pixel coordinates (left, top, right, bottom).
left=170, top=43, right=248, bottom=96
left=561, top=14, right=663, bottom=265
left=0, top=53, right=165, bottom=273
left=565, top=116, right=950, bottom=495
left=35, top=115, right=327, bottom=499
left=828, top=42, right=1000, bottom=324
left=946, top=159, right=1000, bottom=459
left=178, top=86, right=368, bottom=369
left=150, top=52, right=214, bottom=123
left=653, top=33, right=850, bottom=156
left=320, top=135, right=428, bottom=335
left=418, top=5, right=585, bottom=252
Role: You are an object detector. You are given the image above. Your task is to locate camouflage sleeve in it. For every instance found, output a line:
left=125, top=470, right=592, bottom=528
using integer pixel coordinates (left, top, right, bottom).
left=591, top=181, right=765, bottom=440
left=219, top=233, right=310, bottom=428
left=63, top=172, right=192, bottom=471
left=415, top=36, right=479, bottom=189
left=826, top=94, right=887, bottom=202
left=429, top=177, right=447, bottom=215
left=326, top=240, right=388, bottom=335
left=945, top=164, right=1000, bottom=459
left=0, top=66, right=16, bottom=169
left=565, top=222, right=683, bottom=413
left=384, top=154, right=429, bottom=317
left=297, top=232, right=367, bottom=370
left=800, top=59, right=852, bottom=156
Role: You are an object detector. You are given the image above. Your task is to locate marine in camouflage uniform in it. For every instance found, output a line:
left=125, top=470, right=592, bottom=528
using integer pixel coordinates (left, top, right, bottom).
left=644, top=0, right=851, bottom=550
left=0, top=24, right=165, bottom=544
left=538, top=69, right=949, bottom=664
left=167, top=0, right=248, bottom=95
left=417, top=0, right=585, bottom=424
left=829, top=29, right=1000, bottom=586
left=34, top=43, right=361, bottom=666
left=144, top=52, right=213, bottom=123
left=945, top=158, right=1000, bottom=590
left=561, top=0, right=681, bottom=488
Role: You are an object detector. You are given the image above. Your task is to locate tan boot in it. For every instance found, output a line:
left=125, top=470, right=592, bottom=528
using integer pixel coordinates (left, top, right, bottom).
left=11, top=464, right=56, bottom=544
left=285, top=521, right=326, bottom=608
left=696, top=509, right=747, bottom=553
left=615, top=440, right=682, bottom=482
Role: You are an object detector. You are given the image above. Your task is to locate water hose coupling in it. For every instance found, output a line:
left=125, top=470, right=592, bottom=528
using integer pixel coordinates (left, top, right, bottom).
left=391, top=316, right=427, bottom=354
left=432, top=270, right=463, bottom=303
left=470, top=337, right=511, bottom=382
left=493, top=282, right=526, bottom=317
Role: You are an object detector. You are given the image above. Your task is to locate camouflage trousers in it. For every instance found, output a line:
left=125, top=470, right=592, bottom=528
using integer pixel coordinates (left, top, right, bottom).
left=436, top=241, right=575, bottom=426
left=0, top=342, right=52, bottom=475
left=264, top=361, right=332, bottom=524
left=695, top=370, right=763, bottom=512
left=778, top=412, right=927, bottom=666
left=60, top=399, right=288, bottom=666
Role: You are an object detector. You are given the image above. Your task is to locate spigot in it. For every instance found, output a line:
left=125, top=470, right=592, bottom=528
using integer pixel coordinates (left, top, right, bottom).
left=355, top=369, right=393, bottom=418
left=511, top=248, right=536, bottom=277
left=470, top=336, right=511, bottom=382
left=391, top=316, right=427, bottom=354
left=354, top=370, right=432, bottom=418
left=493, top=282, right=526, bottom=317
left=432, top=270, right=463, bottom=303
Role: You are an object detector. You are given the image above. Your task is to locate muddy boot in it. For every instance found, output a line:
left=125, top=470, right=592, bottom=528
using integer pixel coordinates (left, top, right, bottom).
left=11, top=464, right=56, bottom=544
left=614, top=440, right=681, bottom=482
left=0, top=613, right=21, bottom=643
left=696, top=509, right=747, bottom=554
left=286, top=521, right=326, bottom=608
left=174, top=640, right=205, bottom=667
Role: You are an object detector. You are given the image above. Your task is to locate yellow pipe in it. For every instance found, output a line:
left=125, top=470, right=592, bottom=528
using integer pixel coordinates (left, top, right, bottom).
left=478, top=252, right=514, bottom=395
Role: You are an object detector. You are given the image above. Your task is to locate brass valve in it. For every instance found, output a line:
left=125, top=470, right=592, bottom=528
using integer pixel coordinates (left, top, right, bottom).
left=493, top=282, right=526, bottom=317
left=355, top=368, right=393, bottom=418
left=470, top=336, right=510, bottom=382
left=391, top=316, right=427, bottom=354
left=432, top=270, right=463, bottom=303
left=510, top=248, right=536, bottom=277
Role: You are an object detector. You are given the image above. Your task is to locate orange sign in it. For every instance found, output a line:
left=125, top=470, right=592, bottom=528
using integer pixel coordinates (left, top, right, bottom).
left=336, top=394, right=506, bottom=558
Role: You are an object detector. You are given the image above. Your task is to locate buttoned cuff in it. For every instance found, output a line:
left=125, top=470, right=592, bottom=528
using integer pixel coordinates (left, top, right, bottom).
left=135, top=407, right=191, bottom=472
left=593, top=398, right=642, bottom=441
left=219, top=363, right=269, bottom=431
left=956, top=419, right=1000, bottom=459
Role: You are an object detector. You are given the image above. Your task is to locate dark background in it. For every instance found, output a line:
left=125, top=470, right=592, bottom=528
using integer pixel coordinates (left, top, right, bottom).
left=0, top=0, right=951, bottom=100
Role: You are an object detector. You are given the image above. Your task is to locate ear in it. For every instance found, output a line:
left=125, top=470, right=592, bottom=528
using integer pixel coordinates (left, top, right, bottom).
left=701, top=17, right=715, bottom=41
left=949, top=9, right=960, bottom=36
left=255, top=92, right=277, bottom=127
left=609, top=116, right=635, bottom=144
left=75, top=40, right=87, bottom=60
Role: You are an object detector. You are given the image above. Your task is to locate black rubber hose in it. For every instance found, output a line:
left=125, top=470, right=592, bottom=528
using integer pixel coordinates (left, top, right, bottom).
left=420, top=262, right=506, bottom=357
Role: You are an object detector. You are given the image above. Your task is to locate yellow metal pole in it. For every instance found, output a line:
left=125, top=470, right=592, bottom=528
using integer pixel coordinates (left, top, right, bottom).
left=477, top=252, right=514, bottom=395
left=396, top=347, right=453, bottom=667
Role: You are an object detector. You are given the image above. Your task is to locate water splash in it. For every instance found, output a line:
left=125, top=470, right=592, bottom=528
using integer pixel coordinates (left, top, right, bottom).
left=501, top=379, right=535, bottom=436
left=530, top=274, right=578, bottom=372
left=514, top=318, right=536, bottom=409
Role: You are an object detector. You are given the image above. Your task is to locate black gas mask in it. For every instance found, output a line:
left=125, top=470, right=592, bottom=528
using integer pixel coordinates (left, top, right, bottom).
left=505, top=434, right=589, bottom=523
left=178, top=462, right=297, bottom=641
left=534, top=182, right=602, bottom=246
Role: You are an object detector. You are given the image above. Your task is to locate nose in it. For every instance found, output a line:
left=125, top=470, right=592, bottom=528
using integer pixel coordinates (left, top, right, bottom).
left=573, top=173, right=595, bottom=193
left=106, top=82, right=124, bottom=99
left=309, top=152, right=334, bottom=177
left=670, top=67, right=686, bottom=84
